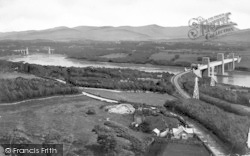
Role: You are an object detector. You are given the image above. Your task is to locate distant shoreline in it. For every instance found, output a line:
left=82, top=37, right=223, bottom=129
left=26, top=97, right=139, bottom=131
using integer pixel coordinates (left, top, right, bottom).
left=69, top=56, right=250, bottom=73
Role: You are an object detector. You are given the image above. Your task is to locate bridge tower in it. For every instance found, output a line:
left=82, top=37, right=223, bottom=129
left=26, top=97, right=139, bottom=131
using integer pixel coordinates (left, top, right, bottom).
left=202, top=57, right=210, bottom=77
left=228, top=53, right=235, bottom=71
left=48, top=47, right=54, bottom=54
left=193, top=77, right=199, bottom=99
left=217, top=53, right=225, bottom=75
left=26, top=47, right=29, bottom=55
left=48, top=47, right=51, bottom=54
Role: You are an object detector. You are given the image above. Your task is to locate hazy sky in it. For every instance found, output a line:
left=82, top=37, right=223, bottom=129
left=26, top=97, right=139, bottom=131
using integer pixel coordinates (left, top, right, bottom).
left=0, top=0, right=249, bottom=32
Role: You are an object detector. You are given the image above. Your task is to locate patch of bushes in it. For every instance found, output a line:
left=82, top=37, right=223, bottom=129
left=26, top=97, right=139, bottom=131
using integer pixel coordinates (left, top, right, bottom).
left=97, top=133, right=117, bottom=154
left=139, top=121, right=151, bottom=133
left=86, top=107, right=96, bottom=115
left=93, top=121, right=147, bottom=156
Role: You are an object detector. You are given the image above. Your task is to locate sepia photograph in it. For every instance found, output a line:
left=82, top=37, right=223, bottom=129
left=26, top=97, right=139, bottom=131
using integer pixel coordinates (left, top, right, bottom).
left=0, top=0, right=250, bottom=155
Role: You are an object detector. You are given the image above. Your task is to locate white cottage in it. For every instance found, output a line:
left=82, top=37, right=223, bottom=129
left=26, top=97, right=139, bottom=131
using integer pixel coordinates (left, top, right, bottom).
left=172, top=125, right=194, bottom=140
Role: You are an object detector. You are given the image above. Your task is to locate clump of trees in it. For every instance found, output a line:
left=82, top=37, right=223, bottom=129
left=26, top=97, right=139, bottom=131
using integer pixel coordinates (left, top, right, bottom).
left=0, top=60, right=17, bottom=72
left=97, top=133, right=117, bottom=155
left=170, top=54, right=180, bottom=62
left=139, top=121, right=151, bottom=133
left=0, top=77, right=80, bottom=103
left=165, top=99, right=250, bottom=154
left=93, top=121, right=147, bottom=156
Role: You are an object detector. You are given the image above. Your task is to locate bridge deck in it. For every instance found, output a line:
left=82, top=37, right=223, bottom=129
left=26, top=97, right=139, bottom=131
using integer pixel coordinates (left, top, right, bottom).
left=199, top=58, right=239, bottom=70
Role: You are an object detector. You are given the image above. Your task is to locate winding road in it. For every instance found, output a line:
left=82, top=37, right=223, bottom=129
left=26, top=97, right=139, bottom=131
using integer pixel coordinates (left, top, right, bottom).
left=171, top=70, right=191, bottom=99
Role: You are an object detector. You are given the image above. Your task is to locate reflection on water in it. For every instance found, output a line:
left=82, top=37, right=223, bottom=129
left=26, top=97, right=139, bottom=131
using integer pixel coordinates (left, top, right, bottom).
left=3, top=53, right=250, bottom=87
left=216, top=71, right=250, bottom=87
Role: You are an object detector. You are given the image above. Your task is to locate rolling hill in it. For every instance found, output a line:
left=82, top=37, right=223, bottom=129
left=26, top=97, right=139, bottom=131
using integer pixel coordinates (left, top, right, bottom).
left=0, top=25, right=189, bottom=41
left=0, top=25, right=249, bottom=42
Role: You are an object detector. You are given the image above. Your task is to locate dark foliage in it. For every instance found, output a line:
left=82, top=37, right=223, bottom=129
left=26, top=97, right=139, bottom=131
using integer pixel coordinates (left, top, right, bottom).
left=183, top=79, right=250, bottom=106
left=97, top=133, right=117, bottom=153
left=0, top=77, right=79, bottom=103
left=93, top=121, right=147, bottom=156
left=86, top=107, right=96, bottom=115
left=139, top=121, right=151, bottom=133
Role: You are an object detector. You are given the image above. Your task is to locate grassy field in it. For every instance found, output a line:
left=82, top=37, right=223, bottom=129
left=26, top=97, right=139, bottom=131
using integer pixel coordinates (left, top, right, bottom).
left=82, top=88, right=175, bottom=106
left=0, top=94, right=151, bottom=155
left=146, top=139, right=210, bottom=156
left=161, top=143, right=210, bottom=156
left=0, top=88, right=210, bottom=155
left=0, top=91, right=197, bottom=156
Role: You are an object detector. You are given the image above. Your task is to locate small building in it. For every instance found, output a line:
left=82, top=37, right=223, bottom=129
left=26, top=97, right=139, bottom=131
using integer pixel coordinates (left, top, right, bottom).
left=153, top=128, right=169, bottom=138
left=157, top=74, right=163, bottom=78
left=172, top=125, right=194, bottom=140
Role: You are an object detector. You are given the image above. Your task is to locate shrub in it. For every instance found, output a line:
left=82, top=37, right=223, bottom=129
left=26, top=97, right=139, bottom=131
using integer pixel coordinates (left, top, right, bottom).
left=99, top=121, right=147, bottom=155
left=86, top=107, right=96, bottom=115
left=97, top=133, right=117, bottom=153
left=139, top=121, right=151, bottom=133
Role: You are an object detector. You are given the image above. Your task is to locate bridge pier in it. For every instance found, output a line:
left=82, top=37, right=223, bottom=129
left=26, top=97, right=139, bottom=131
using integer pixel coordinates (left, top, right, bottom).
left=227, top=53, right=235, bottom=71
left=202, top=57, right=210, bottom=77
left=217, top=53, right=225, bottom=75
left=26, top=47, right=29, bottom=55
left=211, top=66, right=215, bottom=77
left=18, top=48, right=29, bottom=55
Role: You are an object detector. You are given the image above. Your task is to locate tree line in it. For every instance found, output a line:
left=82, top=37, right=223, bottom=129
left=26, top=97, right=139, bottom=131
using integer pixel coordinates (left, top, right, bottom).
left=14, top=62, right=175, bottom=95
left=0, top=77, right=79, bottom=103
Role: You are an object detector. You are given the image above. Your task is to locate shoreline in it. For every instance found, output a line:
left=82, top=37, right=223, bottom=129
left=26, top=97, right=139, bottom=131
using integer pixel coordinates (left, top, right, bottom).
left=69, top=56, right=250, bottom=73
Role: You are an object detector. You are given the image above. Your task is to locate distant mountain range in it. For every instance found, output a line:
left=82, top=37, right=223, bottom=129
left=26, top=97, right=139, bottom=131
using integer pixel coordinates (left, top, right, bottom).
left=0, top=24, right=249, bottom=42
left=0, top=25, right=190, bottom=41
